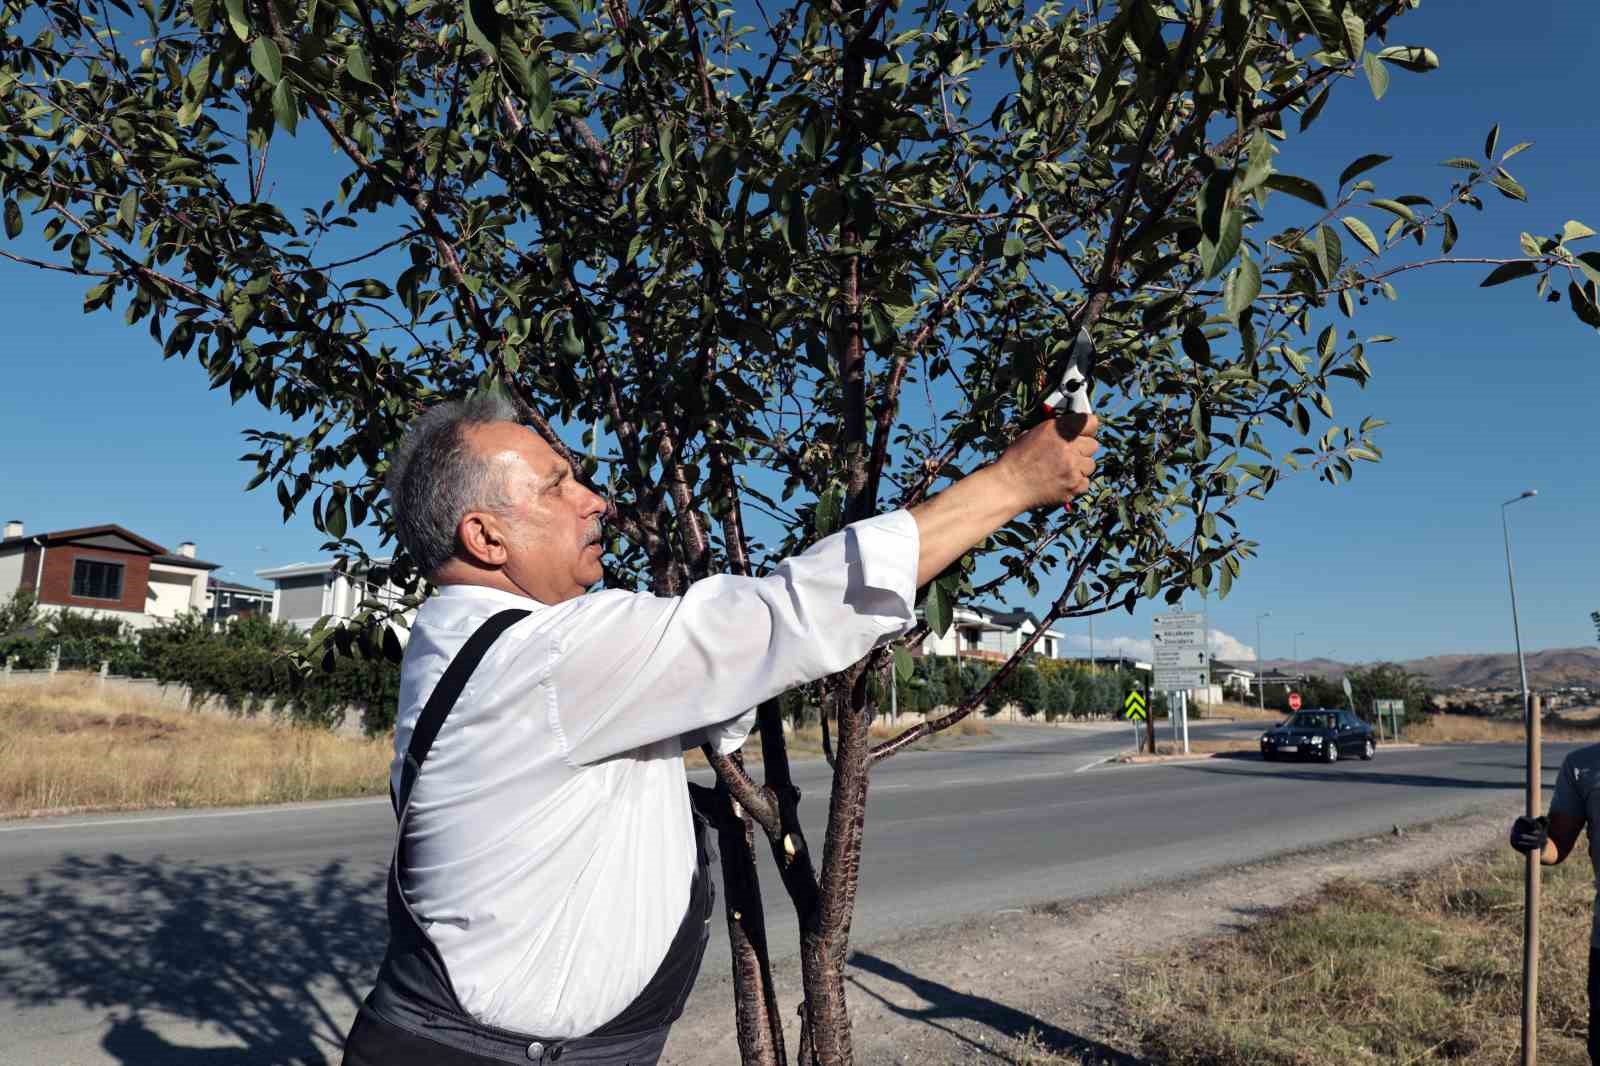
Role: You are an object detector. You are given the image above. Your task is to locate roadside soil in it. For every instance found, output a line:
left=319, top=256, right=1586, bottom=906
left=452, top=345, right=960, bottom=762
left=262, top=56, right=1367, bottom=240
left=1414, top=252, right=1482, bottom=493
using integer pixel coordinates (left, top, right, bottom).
left=661, top=808, right=1513, bottom=1065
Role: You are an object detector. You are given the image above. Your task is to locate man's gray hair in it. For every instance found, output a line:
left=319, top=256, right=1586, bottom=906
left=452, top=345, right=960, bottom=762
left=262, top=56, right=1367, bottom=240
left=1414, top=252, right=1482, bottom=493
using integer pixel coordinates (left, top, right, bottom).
left=386, top=391, right=520, bottom=577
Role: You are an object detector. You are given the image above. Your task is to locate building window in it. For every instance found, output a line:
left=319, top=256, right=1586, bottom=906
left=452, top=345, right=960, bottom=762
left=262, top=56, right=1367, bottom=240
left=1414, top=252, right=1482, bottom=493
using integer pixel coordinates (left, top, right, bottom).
left=72, top=559, right=124, bottom=600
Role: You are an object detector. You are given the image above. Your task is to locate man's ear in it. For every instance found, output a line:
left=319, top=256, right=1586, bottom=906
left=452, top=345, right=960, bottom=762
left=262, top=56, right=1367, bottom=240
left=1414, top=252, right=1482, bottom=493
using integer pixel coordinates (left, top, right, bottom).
left=458, top=510, right=509, bottom=567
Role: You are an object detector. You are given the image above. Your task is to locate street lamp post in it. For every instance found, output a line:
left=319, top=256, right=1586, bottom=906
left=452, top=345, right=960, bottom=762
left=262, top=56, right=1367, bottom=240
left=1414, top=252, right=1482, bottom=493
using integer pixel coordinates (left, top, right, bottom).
left=1503, top=489, right=1537, bottom=1066
left=1255, top=611, right=1271, bottom=712
left=1293, top=631, right=1306, bottom=676
left=1503, top=491, right=1536, bottom=725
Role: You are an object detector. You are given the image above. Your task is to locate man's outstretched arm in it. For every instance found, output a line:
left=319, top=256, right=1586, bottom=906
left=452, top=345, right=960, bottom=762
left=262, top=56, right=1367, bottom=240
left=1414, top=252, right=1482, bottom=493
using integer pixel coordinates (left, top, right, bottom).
left=909, top=412, right=1099, bottom=587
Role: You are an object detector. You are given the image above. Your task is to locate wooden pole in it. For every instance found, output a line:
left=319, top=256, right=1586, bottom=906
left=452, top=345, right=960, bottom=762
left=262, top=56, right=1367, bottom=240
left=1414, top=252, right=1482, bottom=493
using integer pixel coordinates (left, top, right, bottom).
left=1145, top=684, right=1155, bottom=754
left=1522, top=692, right=1542, bottom=1066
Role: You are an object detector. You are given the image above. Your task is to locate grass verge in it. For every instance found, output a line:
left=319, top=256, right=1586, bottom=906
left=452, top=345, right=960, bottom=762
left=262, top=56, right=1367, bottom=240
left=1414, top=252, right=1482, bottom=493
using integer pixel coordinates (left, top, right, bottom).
left=1410, top=711, right=1600, bottom=745
left=1127, top=847, right=1594, bottom=1065
left=0, top=675, right=392, bottom=817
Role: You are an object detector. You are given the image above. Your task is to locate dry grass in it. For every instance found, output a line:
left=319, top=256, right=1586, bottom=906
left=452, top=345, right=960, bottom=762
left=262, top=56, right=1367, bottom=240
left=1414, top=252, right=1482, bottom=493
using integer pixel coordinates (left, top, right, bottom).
left=1127, top=847, right=1595, bottom=1065
left=0, top=675, right=392, bottom=818
left=683, top=715, right=991, bottom=769
left=1195, top=700, right=1284, bottom=721
left=1410, top=711, right=1600, bottom=745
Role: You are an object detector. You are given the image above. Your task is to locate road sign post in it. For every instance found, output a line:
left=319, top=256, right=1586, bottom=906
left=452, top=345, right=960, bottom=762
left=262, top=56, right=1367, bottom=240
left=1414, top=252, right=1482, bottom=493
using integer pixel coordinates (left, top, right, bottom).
left=1124, top=690, right=1150, bottom=753
left=1152, top=613, right=1208, bottom=755
left=1146, top=685, right=1155, bottom=754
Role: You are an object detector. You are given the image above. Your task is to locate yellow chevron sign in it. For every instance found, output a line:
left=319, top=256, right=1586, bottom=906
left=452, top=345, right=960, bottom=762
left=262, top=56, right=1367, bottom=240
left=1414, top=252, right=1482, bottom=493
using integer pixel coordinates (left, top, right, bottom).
left=1124, top=691, right=1148, bottom=721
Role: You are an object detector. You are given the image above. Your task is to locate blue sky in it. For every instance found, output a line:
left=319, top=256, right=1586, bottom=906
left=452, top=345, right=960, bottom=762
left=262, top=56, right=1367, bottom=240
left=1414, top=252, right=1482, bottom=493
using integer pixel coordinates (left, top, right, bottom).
left=1, top=0, right=1595, bottom=665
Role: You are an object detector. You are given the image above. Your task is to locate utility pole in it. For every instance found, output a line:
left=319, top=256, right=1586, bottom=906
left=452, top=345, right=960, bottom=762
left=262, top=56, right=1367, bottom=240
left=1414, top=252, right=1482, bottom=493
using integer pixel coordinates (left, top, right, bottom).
left=1255, top=611, right=1271, bottom=713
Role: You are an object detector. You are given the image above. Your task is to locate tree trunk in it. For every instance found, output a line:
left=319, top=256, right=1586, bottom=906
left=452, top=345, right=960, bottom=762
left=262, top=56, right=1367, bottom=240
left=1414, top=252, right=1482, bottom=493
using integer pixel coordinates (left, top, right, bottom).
left=713, top=804, right=787, bottom=1066
left=796, top=671, right=874, bottom=1065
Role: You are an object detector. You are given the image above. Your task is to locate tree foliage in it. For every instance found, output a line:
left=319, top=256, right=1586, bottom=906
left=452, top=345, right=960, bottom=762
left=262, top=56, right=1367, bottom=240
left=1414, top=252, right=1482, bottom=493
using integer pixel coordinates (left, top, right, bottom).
left=3, top=0, right=1595, bottom=1060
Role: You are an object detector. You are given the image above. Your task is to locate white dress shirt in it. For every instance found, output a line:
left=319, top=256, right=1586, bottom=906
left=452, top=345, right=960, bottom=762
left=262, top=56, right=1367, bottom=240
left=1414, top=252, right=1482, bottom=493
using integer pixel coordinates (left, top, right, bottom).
left=392, top=509, right=920, bottom=1037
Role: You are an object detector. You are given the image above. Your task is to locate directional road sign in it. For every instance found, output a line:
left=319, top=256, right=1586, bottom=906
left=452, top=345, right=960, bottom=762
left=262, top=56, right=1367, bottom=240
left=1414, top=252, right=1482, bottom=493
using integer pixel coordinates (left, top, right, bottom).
left=1124, top=691, right=1148, bottom=721
left=1152, top=611, right=1207, bottom=647
left=1152, top=647, right=1208, bottom=669
left=1152, top=611, right=1208, bottom=692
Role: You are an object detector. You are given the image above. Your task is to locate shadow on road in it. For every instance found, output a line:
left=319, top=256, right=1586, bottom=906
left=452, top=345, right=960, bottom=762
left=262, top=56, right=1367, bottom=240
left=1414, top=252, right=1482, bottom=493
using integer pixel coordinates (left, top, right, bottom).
left=0, top=853, right=385, bottom=1065
left=846, top=951, right=1144, bottom=1065
left=1176, top=762, right=1526, bottom=791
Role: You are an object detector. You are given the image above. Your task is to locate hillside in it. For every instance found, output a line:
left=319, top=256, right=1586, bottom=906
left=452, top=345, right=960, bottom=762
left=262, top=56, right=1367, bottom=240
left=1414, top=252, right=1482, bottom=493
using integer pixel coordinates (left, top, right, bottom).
left=1261, top=647, right=1600, bottom=690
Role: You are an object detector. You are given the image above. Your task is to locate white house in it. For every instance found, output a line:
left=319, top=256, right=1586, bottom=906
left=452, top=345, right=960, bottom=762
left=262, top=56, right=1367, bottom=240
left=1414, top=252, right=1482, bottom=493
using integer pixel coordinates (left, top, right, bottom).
left=256, top=558, right=406, bottom=630
left=918, top=605, right=1067, bottom=662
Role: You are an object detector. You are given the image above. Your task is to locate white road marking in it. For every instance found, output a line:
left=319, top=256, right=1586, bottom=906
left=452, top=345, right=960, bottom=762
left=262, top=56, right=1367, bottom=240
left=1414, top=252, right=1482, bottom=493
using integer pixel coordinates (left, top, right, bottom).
left=0, top=797, right=390, bottom=834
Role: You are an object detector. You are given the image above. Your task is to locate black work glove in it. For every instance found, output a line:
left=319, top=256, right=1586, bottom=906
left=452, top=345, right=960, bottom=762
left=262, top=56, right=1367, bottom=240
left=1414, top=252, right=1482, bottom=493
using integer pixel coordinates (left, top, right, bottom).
left=1509, top=815, right=1549, bottom=854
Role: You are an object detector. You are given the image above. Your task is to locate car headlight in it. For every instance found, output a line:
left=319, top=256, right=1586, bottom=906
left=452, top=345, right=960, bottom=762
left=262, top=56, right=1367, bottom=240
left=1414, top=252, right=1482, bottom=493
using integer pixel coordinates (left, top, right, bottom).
left=1310, top=736, right=1323, bottom=744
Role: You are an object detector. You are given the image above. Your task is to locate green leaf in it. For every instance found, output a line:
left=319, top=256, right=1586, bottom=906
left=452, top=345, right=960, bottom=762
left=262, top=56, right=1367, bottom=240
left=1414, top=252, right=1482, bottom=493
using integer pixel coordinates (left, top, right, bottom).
left=1367, top=198, right=1416, bottom=223
left=347, top=44, right=375, bottom=84
left=324, top=494, right=347, bottom=539
left=271, top=79, right=299, bottom=134
left=1197, top=169, right=1228, bottom=242
left=1340, top=215, right=1381, bottom=256
left=1299, top=84, right=1332, bottom=129
left=1201, top=205, right=1243, bottom=279
left=1501, top=141, right=1534, bottom=161
left=1376, top=46, right=1440, bottom=72
left=1490, top=171, right=1528, bottom=202
left=1225, top=252, right=1261, bottom=320
left=1263, top=173, right=1327, bottom=208
left=1570, top=282, right=1600, bottom=329
left=1484, top=124, right=1499, bottom=160
left=1362, top=51, right=1388, bottom=100
left=1561, top=220, right=1595, bottom=244
left=250, top=36, right=282, bottom=84
left=1337, top=154, right=1390, bottom=188
left=1575, top=252, right=1600, bottom=288
left=223, top=0, right=249, bottom=40
left=3, top=199, right=21, bottom=239
left=1341, top=7, right=1366, bottom=59
left=925, top=577, right=952, bottom=637
left=464, top=0, right=502, bottom=57
left=117, top=188, right=138, bottom=230
left=1478, top=261, right=1539, bottom=287
left=1240, top=129, right=1274, bottom=193
left=1441, top=212, right=1459, bottom=254
left=815, top=482, right=843, bottom=536
left=893, top=646, right=914, bottom=683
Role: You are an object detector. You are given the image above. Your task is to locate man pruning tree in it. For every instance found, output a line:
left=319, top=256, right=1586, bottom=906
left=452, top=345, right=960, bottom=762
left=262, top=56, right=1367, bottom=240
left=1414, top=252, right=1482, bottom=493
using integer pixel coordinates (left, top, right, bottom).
left=342, top=391, right=1099, bottom=1066
left=1510, top=749, right=1600, bottom=1062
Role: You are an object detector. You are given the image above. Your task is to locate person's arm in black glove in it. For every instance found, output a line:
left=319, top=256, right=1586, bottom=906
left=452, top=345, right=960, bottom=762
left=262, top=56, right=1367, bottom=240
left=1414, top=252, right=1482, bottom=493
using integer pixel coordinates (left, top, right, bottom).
left=1509, top=812, right=1586, bottom=865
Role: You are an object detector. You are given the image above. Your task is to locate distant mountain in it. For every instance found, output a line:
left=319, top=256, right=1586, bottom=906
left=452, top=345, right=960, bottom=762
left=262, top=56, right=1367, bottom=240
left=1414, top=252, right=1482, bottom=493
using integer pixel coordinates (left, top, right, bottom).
left=1260, top=647, right=1600, bottom=690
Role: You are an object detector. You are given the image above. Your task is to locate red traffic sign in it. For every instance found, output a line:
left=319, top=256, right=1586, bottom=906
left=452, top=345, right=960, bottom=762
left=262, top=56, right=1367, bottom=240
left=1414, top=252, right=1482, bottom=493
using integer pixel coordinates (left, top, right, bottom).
left=1288, top=691, right=1302, bottom=711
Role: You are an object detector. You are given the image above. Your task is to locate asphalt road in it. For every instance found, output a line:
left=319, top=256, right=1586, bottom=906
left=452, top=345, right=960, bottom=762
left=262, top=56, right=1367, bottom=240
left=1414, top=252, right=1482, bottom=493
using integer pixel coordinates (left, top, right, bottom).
left=0, top=723, right=1565, bottom=1066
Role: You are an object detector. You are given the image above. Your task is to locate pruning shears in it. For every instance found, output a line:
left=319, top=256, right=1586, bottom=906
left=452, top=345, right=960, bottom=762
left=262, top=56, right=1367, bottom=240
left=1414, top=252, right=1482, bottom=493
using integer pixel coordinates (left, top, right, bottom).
left=1039, top=328, right=1097, bottom=510
left=1040, top=327, right=1096, bottom=419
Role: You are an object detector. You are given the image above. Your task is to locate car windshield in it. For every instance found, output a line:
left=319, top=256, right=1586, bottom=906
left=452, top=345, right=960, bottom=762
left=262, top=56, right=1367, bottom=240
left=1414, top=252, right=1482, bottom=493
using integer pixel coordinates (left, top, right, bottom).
left=1288, top=713, right=1335, bottom=730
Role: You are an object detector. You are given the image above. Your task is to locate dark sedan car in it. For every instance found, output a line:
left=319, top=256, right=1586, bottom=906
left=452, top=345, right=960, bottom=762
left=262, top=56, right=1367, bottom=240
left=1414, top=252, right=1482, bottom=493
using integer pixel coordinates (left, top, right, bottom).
left=1260, top=709, right=1376, bottom=763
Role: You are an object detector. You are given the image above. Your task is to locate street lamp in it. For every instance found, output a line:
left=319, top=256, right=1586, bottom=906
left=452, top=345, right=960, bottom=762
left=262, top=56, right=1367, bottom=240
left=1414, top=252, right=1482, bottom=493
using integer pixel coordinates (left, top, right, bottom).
left=1502, top=490, right=1536, bottom=723
left=1502, top=488, right=1537, bottom=1066
left=1255, top=611, right=1271, bottom=712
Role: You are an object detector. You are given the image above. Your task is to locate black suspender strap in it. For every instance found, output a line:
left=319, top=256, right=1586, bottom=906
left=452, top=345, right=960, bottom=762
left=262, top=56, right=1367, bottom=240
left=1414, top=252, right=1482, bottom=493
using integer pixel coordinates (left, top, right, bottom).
left=390, top=608, right=531, bottom=816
